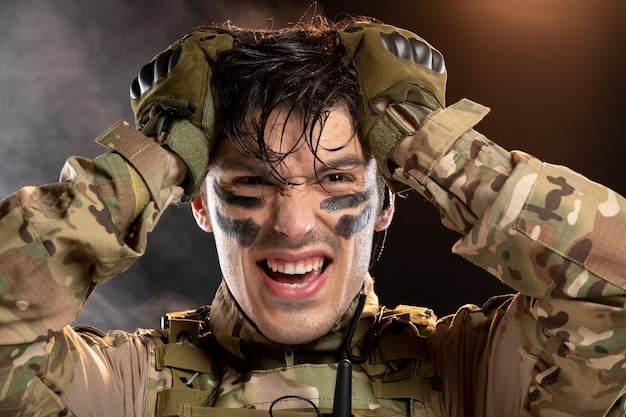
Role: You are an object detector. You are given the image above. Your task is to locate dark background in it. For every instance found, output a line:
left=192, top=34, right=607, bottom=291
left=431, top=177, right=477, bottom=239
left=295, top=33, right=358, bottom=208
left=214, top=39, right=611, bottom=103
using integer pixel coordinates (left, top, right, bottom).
left=1, top=0, right=624, bottom=331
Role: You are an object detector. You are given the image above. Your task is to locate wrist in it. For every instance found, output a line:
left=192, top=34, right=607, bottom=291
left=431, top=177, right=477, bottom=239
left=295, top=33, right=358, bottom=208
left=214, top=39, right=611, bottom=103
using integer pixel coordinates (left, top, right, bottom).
left=157, top=118, right=211, bottom=202
left=367, top=103, right=431, bottom=186
left=164, top=147, right=187, bottom=186
left=389, top=134, right=414, bottom=169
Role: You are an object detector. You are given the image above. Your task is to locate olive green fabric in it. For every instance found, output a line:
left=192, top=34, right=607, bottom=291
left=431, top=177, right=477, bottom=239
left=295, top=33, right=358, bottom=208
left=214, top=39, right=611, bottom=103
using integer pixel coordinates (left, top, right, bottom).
left=130, top=29, right=233, bottom=201
left=151, top=298, right=441, bottom=417
left=339, top=22, right=447, bottom=189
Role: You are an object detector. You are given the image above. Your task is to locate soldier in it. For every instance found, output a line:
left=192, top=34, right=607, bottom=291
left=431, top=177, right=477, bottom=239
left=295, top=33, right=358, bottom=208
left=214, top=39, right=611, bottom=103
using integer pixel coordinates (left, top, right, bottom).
left=1, top=16, right=625, bottom=417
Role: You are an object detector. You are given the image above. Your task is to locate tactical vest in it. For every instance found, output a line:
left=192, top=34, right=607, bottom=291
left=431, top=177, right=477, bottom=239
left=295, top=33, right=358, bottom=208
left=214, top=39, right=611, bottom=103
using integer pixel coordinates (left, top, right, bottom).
left=146, top=305, right=445, bottom=417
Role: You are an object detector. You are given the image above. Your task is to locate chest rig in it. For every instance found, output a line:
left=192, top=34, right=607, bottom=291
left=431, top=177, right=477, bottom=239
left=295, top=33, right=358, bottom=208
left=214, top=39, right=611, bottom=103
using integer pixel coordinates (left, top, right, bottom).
left=144, top=301, right=444, bottom=417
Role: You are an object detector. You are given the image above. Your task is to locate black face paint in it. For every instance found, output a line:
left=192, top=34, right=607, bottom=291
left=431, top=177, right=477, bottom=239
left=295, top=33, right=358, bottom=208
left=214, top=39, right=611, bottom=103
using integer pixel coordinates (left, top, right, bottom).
left=335, top=205, right=373, bottom=239
left=320, top=189, right=371, bottom=213
left=320, top=189, right=374, bottom=239
left=215, top=209, right=260, bottom=247
left=213, top=180, right=265, bottom=210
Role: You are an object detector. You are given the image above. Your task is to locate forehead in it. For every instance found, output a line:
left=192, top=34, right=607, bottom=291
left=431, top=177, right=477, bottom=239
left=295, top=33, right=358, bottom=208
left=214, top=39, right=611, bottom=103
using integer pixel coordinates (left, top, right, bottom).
left=211, top=106, right=365, bottom=173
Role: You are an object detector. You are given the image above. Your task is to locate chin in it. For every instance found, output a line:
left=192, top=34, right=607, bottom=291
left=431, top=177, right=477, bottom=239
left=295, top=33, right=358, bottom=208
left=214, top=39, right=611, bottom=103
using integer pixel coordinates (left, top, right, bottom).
left=259, top=315, right=337, bottom=345
left=266, top=331, right=324, bottom=346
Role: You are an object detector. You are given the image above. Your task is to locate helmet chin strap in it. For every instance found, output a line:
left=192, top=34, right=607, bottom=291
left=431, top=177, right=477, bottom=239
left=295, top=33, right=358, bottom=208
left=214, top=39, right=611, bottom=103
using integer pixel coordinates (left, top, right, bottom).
left=368, top=228, right=388, bottom=270
left=368, top=185, right=392, bottom=270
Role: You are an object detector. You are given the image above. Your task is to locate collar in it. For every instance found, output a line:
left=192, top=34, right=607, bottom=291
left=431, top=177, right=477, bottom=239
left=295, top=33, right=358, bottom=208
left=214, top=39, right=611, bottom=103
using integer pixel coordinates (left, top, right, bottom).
left=208, top=275, right=381, bottom=371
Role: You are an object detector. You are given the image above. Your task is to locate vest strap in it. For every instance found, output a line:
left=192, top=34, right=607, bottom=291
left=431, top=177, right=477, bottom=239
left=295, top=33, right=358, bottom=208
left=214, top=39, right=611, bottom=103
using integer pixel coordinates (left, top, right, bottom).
left=156, top=344, right=213, bottom=374
left=154, top=305, right=443, bottom=417
left=371, top=376, right=431, bottom=401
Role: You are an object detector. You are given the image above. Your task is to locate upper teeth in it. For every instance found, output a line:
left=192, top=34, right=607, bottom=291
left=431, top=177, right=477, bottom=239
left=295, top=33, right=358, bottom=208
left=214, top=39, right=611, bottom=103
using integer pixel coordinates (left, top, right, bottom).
left=266, top=258, right=324, bottom=275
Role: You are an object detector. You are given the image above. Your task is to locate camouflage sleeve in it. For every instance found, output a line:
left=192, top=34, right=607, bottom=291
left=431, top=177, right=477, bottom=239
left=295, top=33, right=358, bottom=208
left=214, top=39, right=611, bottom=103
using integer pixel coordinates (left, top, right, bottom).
left=392, top=99, right=626, bottom=416
left=0, top=120, right=182, bottom=415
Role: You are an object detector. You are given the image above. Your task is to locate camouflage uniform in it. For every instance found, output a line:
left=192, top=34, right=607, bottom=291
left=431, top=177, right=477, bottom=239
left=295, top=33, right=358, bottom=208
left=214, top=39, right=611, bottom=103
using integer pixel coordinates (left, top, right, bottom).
left=1, top=99, right=625, bottom=417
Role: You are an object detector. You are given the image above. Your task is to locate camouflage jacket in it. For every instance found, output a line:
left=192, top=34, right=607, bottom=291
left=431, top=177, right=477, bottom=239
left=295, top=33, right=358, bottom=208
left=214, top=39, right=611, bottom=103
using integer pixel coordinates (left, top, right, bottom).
left=1, top=100, right=625, bottom=417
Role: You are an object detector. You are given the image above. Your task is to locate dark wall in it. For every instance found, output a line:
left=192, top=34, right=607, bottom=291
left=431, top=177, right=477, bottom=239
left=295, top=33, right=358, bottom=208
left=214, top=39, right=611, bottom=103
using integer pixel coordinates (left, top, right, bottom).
left=1, top=0, right=623, bottom=331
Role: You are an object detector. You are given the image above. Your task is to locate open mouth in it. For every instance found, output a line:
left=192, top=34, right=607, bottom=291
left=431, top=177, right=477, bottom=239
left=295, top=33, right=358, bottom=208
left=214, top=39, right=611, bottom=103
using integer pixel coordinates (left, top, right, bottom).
left=261, top=256, right=330, bottom=288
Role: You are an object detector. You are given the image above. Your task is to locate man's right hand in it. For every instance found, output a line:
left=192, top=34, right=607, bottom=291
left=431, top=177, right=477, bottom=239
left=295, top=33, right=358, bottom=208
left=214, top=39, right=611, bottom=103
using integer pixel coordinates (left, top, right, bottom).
left=129, top=29, right=234, bottom=202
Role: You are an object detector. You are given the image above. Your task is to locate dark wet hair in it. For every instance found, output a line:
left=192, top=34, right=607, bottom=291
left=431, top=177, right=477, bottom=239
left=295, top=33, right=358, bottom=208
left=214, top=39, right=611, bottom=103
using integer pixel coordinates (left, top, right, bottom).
left=210, top=17, right=364, bottom=184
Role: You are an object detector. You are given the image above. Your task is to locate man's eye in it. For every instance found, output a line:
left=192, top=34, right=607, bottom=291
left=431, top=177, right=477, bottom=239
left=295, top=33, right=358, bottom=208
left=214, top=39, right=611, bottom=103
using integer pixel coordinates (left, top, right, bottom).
left=326, top=173, right=351, bottom=182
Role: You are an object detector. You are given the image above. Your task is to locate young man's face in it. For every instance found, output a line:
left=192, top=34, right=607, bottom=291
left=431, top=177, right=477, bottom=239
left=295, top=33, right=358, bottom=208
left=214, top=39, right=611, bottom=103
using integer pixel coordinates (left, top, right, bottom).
left=192, top=106, right=394, bottom=344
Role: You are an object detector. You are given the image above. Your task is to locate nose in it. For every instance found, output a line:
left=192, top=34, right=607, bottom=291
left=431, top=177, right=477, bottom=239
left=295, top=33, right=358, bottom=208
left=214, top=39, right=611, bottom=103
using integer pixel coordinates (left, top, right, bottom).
left=272, top=188, right=316, bottom=240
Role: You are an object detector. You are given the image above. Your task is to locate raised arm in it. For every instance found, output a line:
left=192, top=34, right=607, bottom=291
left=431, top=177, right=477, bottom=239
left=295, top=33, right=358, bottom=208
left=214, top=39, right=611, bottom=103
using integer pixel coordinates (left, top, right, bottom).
left=340, top=21, right=626, bottom=416
left=0, top=29, right=231, bottom=416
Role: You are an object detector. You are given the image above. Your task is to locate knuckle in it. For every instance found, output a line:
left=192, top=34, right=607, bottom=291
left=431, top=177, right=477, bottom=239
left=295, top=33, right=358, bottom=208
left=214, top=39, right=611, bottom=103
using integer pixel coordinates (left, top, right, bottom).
left=379, top=31, right=446, bottom=74
left=130, top=46, right=182, bottom=99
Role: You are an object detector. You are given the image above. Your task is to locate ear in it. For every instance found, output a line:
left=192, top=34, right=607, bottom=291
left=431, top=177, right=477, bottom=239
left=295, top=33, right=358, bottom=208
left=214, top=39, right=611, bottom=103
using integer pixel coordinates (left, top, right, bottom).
left=191, top=195, right=213, bottom=233
left=374, top=190, right=395, bottom=232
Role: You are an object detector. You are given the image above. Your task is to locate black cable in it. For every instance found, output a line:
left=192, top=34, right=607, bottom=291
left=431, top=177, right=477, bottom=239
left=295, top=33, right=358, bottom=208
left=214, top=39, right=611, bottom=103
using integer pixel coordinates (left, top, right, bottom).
left=200, top=372, right=223, bottom=407
left=269, top=395, right=321, bottom=417
left=343, top=292, right=378, bottom=364
left=332, top=359, right=353, bottom=417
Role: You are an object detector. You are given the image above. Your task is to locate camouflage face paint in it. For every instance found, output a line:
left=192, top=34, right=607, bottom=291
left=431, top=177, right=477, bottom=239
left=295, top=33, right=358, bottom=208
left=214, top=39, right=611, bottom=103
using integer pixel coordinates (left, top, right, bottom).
left=214, top=209, right=260, bottom=247
left=320, top=190, right=371, bottom=213
left=336, top=205, right=373, bottom=239
left=320, top=189, right=374, bottom=239
left=213, top=180, right=265, bottom=210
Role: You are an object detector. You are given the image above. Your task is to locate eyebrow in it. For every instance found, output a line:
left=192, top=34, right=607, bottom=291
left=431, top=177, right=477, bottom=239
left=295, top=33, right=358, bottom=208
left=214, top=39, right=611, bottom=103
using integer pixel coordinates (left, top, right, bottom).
left=216, top=158, right=269, bottom=175
left=217, top=154, right=367, bottom=175
left=314, top=155, right=368, bottom=174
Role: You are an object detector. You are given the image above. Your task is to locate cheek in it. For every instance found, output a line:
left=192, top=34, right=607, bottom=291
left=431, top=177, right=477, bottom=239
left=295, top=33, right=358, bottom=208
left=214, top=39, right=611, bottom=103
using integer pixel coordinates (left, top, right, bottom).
left=320, top=189, right=377, bottom=240
left=212, top=179, right=266, bottom=210
left=320, top=190, right=370, bottom=212
left=214, top=208, right=261, bottom=247
left=210, top=179, right=265, bottom=247
left=335, top=204, right=373, bottom=239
